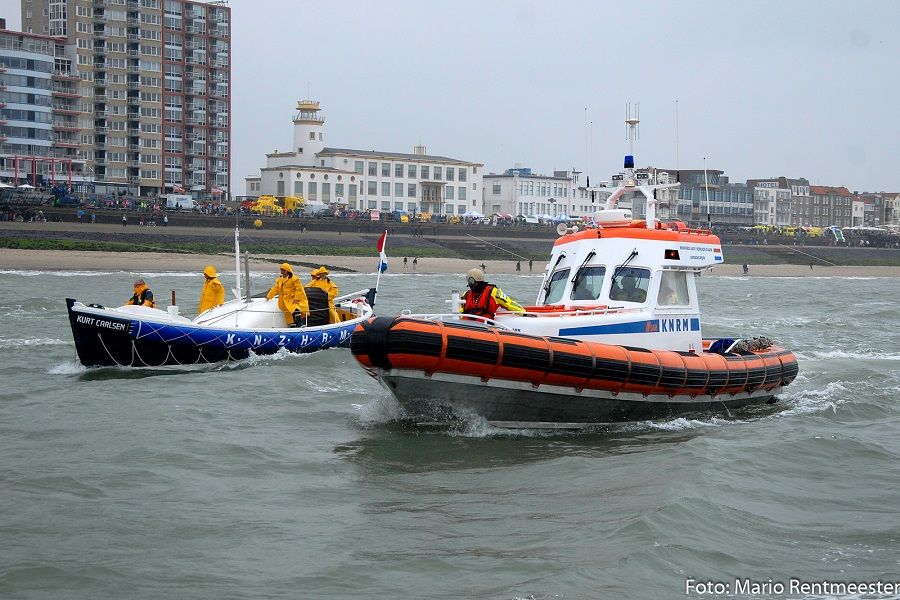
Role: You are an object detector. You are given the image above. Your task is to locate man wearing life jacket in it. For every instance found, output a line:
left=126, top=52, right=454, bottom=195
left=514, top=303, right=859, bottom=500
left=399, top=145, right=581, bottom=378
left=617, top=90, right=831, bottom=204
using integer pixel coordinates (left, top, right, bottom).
left=127, top=278, right=155, bottom=308
left=459, top=268, right=524, bottom=321
left=267, top=262, right=309, bottom=327
left=307, top=266, right=339, bottom=323
left=198, top=265, right=225, bottom=314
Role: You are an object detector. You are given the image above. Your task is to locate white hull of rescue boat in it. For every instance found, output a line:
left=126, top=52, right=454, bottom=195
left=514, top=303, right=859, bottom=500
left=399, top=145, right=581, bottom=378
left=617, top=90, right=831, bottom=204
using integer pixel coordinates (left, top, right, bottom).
left=374, top=368, right=781, bottom=428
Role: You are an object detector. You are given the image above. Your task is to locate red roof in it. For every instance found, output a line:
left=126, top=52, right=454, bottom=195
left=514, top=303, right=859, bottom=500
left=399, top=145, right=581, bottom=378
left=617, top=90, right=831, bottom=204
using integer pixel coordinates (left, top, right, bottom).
left=810, top=185, right=852, bottom=197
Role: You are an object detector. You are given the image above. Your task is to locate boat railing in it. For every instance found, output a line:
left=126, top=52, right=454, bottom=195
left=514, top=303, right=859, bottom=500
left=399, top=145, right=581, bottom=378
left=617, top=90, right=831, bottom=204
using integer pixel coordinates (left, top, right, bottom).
left=518, top=305, right=641, bottom=318
left=334, top=288, right=372, bottom=304
left=399, top=310, right=518, bottom=331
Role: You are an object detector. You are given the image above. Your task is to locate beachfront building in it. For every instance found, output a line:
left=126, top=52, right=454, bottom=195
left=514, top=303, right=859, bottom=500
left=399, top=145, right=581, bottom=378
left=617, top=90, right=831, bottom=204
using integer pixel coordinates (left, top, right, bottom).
left=0, top=20, right=83, bottom=186
left=745, top=177, right=810, bottom=227
left=855, top=193, right=886, bottom=227
left=884, top=193, right=898, bottom=226
left=20, top=0, right=232, bottom=199
left=246, top=100, right=483, bottom=216
left=657, top=168, right=754, bottom=227
left=482, top=167, right=575, bottom=218
left=806, top=186, right=853, bottom=228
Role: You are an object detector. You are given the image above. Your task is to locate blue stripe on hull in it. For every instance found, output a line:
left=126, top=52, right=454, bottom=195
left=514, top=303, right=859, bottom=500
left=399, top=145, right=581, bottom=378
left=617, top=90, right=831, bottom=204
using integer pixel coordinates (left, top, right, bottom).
left=132, top=320, right=358, bottom=353
left=559, top=318, right=700, bottom=337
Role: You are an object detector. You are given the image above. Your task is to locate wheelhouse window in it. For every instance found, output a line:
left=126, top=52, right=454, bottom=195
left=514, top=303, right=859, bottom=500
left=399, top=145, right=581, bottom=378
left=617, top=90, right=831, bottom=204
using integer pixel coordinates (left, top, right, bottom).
left=657, top=270, right=690, bottom=306
left=609, top=267, right=650, bottom=303
left=543, top=268, right=571, bottom=304
left=570, top=266, right=606, bottom=301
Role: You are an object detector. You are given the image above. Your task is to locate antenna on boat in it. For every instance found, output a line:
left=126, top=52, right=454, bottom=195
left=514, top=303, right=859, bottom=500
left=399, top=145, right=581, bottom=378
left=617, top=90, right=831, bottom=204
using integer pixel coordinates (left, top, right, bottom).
left=625, top=102, right=640, bottom=156
left=675, top=99, right=680, bottom=172
left=703, top=157, right=711, bottom=228
left=233, top=226, right=242, bottom=301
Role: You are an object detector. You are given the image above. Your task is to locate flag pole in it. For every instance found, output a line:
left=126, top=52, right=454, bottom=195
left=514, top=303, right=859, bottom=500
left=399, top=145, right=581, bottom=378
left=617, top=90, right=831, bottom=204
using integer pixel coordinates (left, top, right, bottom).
left=373, top=229, right=388, bottom=307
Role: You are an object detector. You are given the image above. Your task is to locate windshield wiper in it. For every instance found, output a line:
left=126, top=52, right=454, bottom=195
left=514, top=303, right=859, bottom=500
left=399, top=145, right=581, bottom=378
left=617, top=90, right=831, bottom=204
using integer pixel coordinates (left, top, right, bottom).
left=542, top=253, right=566, bottom=296
left=570, top=250, right=596, bottom=292
left=610, top=249, right=639, bottom=289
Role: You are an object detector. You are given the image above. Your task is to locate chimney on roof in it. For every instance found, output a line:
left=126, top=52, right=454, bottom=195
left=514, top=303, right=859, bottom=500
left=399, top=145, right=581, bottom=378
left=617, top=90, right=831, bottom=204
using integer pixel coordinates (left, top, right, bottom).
left=0, top=18, right=6, bottom=29
left=414, top=145, right=427, bottom=155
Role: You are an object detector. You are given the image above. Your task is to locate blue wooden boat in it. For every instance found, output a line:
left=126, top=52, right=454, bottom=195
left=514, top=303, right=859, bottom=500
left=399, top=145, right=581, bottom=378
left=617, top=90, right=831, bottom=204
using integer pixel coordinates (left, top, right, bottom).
left=66, top=289, right=374, bottom=367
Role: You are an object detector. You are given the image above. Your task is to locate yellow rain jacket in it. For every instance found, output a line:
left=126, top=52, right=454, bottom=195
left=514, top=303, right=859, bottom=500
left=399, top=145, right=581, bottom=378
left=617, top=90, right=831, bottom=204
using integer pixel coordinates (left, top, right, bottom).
left=198, top=266, right=225, bottom=314
left=267, top=264, right=309, bottom=326
left=127, top=282, right=156, bottom=308
left=307, top=266, right=339, bottom=323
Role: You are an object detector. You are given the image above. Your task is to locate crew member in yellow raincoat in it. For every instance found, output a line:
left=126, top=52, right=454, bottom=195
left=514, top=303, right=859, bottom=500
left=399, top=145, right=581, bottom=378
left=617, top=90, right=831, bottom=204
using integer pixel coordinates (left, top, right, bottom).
left=198, top=265, right=225, bottom=314
left=126, top=278, right=156, bottom=308
left=266, top=262, right=309, bottom=327
left=307, top=266, right=340, bottom=323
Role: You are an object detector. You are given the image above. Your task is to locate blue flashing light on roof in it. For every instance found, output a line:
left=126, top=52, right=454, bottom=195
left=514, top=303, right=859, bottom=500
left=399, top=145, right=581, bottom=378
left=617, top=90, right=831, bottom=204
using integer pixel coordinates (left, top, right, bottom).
left=624, top=155, right=635, bottom=169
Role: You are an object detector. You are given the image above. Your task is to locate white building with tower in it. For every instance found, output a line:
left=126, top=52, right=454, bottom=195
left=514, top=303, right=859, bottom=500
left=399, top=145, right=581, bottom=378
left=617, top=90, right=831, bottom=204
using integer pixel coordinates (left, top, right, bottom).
left=245, top=100, right=483, bottom=216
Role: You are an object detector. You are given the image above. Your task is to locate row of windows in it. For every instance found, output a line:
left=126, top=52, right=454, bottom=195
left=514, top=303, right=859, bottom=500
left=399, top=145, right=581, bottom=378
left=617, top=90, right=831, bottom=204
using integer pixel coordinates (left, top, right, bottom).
left=0, top=74, right=51, bottom=90
left=354, top=160, right=470, bottom=182
left=2, top=92, right=52, bottom=107
left=3, top=126, right=52, bottom=141
left=3, top=109, right=52, bottom=124
left=351, top=201, right=474, bottom=215
left=513, top=181, right=569, bottom=197
left=0, top=56, right=53, bottom=73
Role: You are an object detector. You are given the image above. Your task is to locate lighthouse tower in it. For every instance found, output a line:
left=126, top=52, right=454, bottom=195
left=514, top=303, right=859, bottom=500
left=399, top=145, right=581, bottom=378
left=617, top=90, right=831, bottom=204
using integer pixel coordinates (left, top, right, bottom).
left=292, top=100, right=325, bottom=167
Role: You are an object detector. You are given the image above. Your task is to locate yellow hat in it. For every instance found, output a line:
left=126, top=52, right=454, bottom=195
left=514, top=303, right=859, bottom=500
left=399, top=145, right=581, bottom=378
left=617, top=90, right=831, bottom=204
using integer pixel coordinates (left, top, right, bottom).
left=311, top=266, right=329, bottom=277
left=466, top=268, right=485, bottom=282
left=279, top=262, right=293, bottom=274
left=203, top=265, right=217, bottom=278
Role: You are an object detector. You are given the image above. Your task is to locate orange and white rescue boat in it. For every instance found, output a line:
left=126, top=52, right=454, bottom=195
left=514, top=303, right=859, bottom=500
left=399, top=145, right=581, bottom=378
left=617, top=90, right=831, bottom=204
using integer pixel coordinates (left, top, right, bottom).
left=351, top=152, right=798, bottom=428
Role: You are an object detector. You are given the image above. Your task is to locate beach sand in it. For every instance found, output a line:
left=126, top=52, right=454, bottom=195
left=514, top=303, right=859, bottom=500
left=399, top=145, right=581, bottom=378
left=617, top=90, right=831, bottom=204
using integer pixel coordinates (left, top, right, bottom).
left=2, top=248, right=899, bottom=278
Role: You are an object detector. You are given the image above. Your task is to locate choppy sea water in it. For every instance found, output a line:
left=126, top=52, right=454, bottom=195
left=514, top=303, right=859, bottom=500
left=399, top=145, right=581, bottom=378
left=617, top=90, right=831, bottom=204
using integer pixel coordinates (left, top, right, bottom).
left=1, top=266, right=899, bottom=600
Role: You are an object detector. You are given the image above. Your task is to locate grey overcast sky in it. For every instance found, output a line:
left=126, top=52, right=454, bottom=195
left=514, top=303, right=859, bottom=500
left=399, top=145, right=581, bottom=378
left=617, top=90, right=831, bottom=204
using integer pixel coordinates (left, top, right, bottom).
left=3, top=0, right=899, bottom=192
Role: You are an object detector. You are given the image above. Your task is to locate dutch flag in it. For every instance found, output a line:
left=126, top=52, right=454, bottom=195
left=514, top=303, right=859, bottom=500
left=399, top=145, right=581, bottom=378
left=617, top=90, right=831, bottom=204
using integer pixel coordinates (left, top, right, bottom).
left=377, top=230, right=388, bottom=273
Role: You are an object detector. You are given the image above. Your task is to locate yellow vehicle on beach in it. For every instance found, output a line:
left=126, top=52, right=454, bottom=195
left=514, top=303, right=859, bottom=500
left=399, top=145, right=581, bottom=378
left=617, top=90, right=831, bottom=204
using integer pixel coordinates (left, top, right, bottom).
left=283, top=195, right=304, bottom=212
left=807, top=226, right=824, bottom=237
left=251, top=195, right=280, bottom=215
left=251, top=195, right=304, bottom=215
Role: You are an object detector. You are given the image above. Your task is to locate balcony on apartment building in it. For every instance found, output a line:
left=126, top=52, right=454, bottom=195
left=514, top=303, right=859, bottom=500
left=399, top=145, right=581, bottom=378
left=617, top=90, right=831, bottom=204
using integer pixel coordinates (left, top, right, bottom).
left=52, top=103, right=81, bottom=115
left=51, top=86, right=80, bottom=98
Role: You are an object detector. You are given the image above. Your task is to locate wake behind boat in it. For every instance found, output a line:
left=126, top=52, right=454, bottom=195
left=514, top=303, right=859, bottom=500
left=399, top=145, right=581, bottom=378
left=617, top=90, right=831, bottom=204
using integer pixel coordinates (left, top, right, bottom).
left=67, top=227, right=377, bottom=367
left=351, top=119, right=799, bottom=427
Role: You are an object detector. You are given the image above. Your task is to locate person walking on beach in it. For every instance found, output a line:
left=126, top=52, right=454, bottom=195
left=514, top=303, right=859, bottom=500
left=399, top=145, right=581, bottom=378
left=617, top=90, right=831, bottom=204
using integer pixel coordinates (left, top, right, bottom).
left=126, top=278, right=155, bottom=308
left=742, top=262, right=749, bottom=275
left=413, top=257, right=418, bottom=271
left=460, top=268, right=524, bottom=321
left=480, top=262, right=487, bottom=273
left=198, top=265, right=225, bottom=314
left=122, top=214, right=127, bottom=227
left=403, top=257, right=408, bottom=270
left=528, top=259, right=533, bottom=273
left=516, top=261, right=521, bottom=272
left=266, top=263, right=309, bottom=327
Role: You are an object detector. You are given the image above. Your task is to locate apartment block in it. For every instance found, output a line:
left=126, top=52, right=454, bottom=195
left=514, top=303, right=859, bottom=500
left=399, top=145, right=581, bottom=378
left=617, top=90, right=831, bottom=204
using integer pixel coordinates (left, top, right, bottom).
left=0, top=21, right=82, bottom=185
left=21, top=0, right=230, bottom=198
